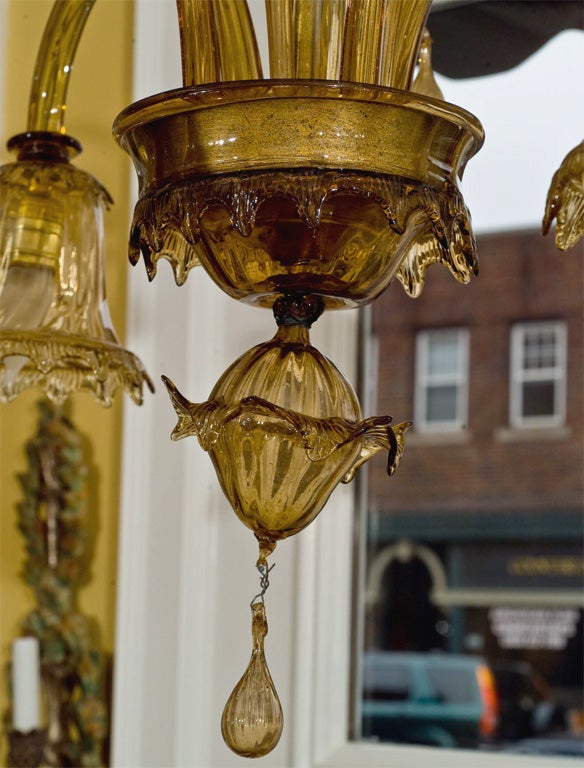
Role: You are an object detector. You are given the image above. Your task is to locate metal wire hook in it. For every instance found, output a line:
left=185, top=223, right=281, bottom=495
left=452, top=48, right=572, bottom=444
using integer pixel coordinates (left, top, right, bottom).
left=250, top=561, right=275, bottom=607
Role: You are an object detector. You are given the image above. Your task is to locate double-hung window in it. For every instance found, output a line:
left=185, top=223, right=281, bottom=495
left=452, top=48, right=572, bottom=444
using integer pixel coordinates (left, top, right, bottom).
left=510, top=321, right=567, bottom=429
left=415, top=328, right=469, bottom=432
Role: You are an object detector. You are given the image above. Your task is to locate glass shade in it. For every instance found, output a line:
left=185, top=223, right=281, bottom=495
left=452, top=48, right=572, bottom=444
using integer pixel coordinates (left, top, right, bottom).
left=542, top=140, right=584, bottom=251
left=163, top=324, right=410, bottom=552
left=115, top=81, right=483, bottom=306
left=0, top=134, right=153, bottom=405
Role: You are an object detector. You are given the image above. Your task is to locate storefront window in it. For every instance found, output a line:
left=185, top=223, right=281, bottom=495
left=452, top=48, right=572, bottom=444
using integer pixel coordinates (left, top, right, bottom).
left=357, top=226, right=583, bottom=759
left=355, top=8, right=583, bottom=763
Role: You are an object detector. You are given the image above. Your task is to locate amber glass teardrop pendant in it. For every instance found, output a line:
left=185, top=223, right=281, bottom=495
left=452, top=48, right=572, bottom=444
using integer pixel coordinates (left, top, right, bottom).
left=221, top=601, right=283, bottom=758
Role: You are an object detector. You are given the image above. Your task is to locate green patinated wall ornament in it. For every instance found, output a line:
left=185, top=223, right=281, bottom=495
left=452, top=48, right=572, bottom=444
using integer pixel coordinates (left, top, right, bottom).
left=14, top=400, right=107, bottom=767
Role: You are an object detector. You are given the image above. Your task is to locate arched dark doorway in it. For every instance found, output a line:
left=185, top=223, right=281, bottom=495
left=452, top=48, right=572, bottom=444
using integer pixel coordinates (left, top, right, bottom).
left=379, top=555, right=447, bottom=652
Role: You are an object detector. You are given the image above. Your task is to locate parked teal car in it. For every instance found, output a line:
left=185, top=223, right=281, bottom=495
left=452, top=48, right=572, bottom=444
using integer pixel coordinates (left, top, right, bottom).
left=361, top=652, right=499, bottom=749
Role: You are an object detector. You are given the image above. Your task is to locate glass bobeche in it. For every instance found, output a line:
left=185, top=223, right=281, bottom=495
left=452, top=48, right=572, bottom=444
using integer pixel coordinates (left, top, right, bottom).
left=115, top=80, right=484, bottom=307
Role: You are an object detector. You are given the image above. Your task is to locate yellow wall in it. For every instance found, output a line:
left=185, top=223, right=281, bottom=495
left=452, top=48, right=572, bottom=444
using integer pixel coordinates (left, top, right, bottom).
left=0, top=0, right=134, bottom=738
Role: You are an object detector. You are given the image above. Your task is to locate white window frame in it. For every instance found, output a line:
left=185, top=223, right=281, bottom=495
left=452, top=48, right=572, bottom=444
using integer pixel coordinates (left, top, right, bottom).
left=510, top=321, right=567, bottom=429
left=111, top=4, right=574, bottom=767
left=414, top=328, right=469, bottom=432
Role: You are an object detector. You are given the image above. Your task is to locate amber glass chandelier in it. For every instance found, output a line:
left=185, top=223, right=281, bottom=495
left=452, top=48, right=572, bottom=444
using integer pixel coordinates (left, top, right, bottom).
left=0, top=0, right=152, bottom=406
left=0, top=0, right=485, bottom=759
left=6, top=2, right=583, bottom=760
left=111, top=0, right=484, bottom=757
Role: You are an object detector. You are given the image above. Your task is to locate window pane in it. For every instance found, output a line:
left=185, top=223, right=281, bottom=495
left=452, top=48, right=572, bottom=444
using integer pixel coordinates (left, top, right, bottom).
left=428, top=334, right=460, bottom=376
left=426, top=385, right=457, bottom=422
left=524, top=331, right=557, bottom=370
left=522, top=381, right=555, bottom=417
left=426, top=666, right=475, bottom=704
left=362, top=654, right=411, bottom=700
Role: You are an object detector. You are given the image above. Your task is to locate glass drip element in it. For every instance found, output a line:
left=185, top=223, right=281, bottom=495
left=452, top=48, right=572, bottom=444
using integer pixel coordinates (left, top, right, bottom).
left=542, top=141, right=584, bottom=251
left=163, top=324, right=411, bottom=550
left=221, top=600, right=283, bottom=758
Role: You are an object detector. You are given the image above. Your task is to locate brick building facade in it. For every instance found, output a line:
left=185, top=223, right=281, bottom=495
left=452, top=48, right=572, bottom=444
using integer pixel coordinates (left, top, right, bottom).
left=363, top=228, right=583, bottom=713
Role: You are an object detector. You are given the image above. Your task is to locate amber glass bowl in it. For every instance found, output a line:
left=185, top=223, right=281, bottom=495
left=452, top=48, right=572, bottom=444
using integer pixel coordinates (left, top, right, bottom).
left=114, top=81, right=484, bottom=308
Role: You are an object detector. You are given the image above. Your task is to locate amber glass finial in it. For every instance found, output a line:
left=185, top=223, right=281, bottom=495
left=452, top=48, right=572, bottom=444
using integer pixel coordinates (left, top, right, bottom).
left=221, top=600, right=283, bottom=758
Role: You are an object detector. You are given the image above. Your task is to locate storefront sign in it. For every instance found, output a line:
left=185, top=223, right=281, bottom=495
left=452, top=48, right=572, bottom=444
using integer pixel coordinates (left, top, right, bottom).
left=457, top=545, right=584, bottom=589
left=489, top=607, right=579, bottom=650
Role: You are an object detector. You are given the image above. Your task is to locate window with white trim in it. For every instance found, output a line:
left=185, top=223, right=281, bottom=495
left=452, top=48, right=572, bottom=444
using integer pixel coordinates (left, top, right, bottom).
left=415, top=328, right=469, bottom=432
left=510, top=321, right=567, bottom=429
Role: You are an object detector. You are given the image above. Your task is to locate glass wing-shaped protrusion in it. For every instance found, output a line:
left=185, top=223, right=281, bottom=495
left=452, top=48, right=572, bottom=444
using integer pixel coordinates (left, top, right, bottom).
left=542, top=141, right=584, bottom=251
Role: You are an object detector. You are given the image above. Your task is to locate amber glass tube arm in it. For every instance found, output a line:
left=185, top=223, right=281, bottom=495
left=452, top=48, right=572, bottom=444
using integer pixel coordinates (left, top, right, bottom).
left=176, top=0, right=261, bottom=86
left=27, top=0, right=95, bottom=134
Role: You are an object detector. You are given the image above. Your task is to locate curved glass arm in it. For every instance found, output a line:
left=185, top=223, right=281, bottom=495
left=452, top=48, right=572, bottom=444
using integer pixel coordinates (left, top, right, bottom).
left=27, top=0, right=95, bottom=134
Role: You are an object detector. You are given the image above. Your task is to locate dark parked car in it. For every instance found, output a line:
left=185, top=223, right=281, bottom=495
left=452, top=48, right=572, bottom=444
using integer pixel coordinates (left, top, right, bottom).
left=361, top=652, right=499, bottom=749
left=491, top=660, right=567, bottom=742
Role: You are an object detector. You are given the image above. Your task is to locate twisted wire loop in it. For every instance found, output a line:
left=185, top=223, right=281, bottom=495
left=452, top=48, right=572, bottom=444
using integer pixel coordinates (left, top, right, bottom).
left=250, top=562, right=276, bottom=607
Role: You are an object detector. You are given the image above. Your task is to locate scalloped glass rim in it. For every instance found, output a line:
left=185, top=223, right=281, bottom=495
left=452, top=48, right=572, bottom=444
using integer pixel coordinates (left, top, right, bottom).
left=0, top=331, right=154, bottom=406
left=115, top=81, right=483, bottom=304
left=127, top=169, right=478, bottom=305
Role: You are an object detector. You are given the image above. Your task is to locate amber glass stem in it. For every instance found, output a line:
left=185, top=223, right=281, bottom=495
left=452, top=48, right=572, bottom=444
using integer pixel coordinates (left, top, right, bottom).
left=265, top=0, right=294, bottom=78
left=27, top=0, right=95, bottom=134
left=177, top=0, right=261, bottom=86
left=296, top=0, right=347, bottom=79
left=317, top=0, right=347, bottom=79
left=266, top=0, right=346, bottom=79
left=341, top=0, right=385, bottom=84
left=215, top=0, right=262, bottom=81
left=378, top=0, right=432, bottom=89
left=294, top=0, right=318, bottom=78
left=176, top=0, right=220, bottom=85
